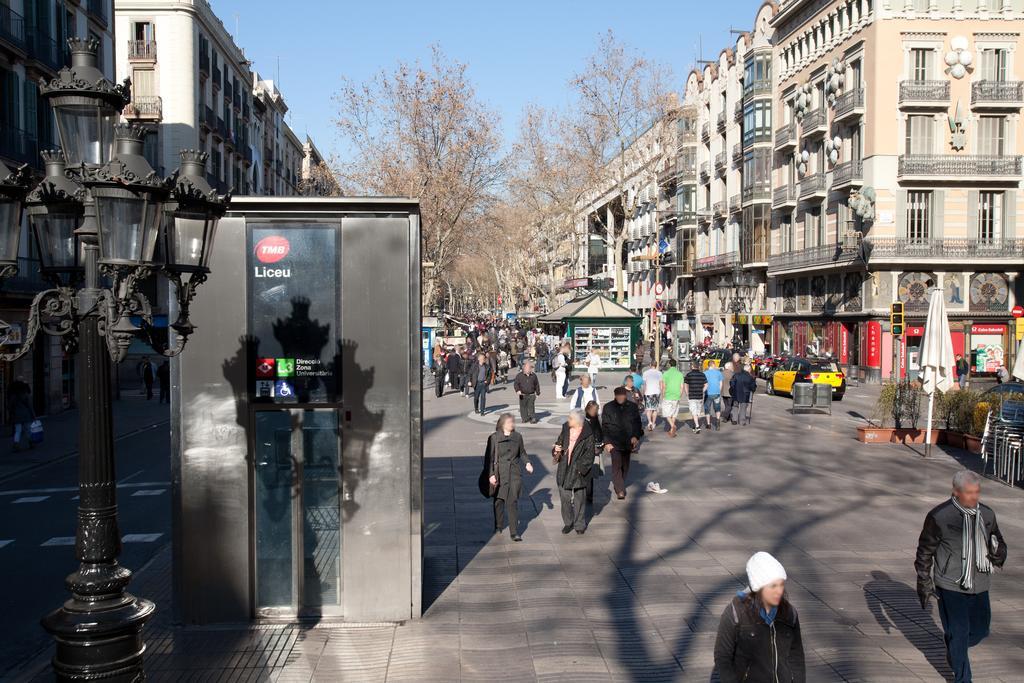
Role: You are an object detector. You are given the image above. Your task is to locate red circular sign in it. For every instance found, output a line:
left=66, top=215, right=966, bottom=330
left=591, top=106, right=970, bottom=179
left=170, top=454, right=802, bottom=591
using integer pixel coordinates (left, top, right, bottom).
left=254, top=235, right=290, bottom=264
left=1013, top=305, right=1024, bottom=318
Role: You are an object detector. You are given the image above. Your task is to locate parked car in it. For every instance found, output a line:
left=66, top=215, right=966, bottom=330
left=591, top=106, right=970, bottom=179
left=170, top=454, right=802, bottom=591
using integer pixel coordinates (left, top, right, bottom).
left=766, top=357, right=846, bottom=400
left=982, top=381, right=1024, bottom=399
left=700, top=348, right=732, bottom=370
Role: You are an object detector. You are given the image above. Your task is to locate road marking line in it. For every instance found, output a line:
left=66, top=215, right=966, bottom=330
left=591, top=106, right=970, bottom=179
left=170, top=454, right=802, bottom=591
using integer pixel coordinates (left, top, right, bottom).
left=122, top=533, right=162, bottom=543
left=0, top=540, right=12, bottom=549
left=41, top=536, right=76, bottom=546
left=0, top=482, right=170, bottom=497
left=12, top=495, right=49, bottom=504
left=131, top=489, right=166, bottom=497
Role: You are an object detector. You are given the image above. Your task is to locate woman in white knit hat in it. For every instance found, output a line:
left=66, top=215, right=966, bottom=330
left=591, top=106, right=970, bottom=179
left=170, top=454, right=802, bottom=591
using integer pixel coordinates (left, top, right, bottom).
left=713, top=551, right=805, bottom=682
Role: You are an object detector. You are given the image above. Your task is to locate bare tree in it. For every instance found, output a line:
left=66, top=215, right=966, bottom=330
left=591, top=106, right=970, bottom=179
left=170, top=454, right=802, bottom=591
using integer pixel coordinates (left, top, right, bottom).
left=333, top=46, right=507, bottom=307
left=569, top=31, right=677, bottom=303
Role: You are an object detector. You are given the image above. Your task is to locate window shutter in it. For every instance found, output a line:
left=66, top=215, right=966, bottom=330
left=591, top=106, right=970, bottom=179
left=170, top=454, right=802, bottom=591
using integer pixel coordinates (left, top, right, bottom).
left=966, top=191, right=979, bottom=240
left=1004, top=190, right=1016, bottom=239
left=931, top=190, right=944, bottom=240
left=895, top=190, right=907, bottom=240
left=24, top=81, right=37, bottom=139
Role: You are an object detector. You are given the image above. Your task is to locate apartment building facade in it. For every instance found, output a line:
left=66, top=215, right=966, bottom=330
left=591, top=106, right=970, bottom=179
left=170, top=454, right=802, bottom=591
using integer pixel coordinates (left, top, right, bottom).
left=114, top=0, right=323, bottom=198
left=0, top=0, right=115, bottom=418
left=768, top=0, right=1023, bottom=382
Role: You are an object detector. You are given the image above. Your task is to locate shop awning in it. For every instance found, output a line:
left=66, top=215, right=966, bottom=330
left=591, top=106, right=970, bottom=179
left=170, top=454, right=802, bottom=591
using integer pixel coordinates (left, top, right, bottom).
left=538, top=292, right=642, bottom=324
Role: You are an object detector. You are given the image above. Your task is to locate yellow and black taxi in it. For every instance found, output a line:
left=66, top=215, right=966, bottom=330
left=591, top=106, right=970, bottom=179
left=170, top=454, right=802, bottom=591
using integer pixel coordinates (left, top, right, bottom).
left=701, top=349, right=732, bottom=370
left=766, top=357, right=846, bottom=400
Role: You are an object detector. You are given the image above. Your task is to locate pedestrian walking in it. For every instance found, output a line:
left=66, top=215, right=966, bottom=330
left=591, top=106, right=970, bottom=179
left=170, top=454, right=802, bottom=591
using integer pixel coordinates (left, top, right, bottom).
left=7, top=379, right=34, bottom=451
left=955, top=354, right=970, bottom=390
left=703, top=363, right=724, bottom=431
left=641, top=363, right=663, bottom=432
left=586, top=349, right=602, bottom=387
left=622, top=374, right=643, bottom=406
left=729, top=364, right=757, bottom=425
left=157, top=360, right=170, bottom=404
left=513, top=361, right=541, bottom=423
left=469, top=353, right=492, bottom=415
left=915, top=470, right=1006, bottom=683
left=995, top=364, right=1009, bottom=384
left=433, top=353, right=446, bottom=398
left=445, top=347, right=463, bottom=395
left=714, top=551, right=805, bottom=682
left=567, top=374, right=600, bottom=410
left=460, top=349, right=473, bottom=396
left=601, top=387, right=643, bottom=500
left=139, top=356, right=155, bottom=400
left=683, top=364, right=707, bottom=434
left=486, top=413, right=534, bottom=542
left=535, top=338, right=549, bottom=373
left=721, top=361, right=735, bottom=425
left=660, top=359, right=684, bottom=437
left=552, top=344, right=569, bottom=400
left=584, top=400, right=603, bottom=505
left=553, top=409, right=595, bottom=535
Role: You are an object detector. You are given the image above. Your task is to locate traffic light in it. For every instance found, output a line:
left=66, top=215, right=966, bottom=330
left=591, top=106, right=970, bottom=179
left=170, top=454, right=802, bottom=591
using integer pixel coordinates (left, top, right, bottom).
left=890, top=302, right=905, bottom=337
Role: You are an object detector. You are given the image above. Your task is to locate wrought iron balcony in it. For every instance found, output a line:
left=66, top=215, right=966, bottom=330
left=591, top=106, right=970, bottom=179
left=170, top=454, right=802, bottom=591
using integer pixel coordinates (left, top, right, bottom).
left=742, top=186, right=771, bottom=203
left=213, top=117, right=226, bottom=140
left=899, top=80, right=950, bottom=106
left=832, top=159, right=863, bottom=188
left=799, top=172, right=827, bottom=198
left=27, top=30, right=62, bottom=72
left=834, top=87, right=864, bottom=121
left=734, top=101, right=744, bottom=122
left=717, top=112, right=726, bottom=132
left=774, top=122, right=796, bottom=150
left=714, top=152, right=727, bottom=174
left=773, top=185, right=797, bottom=207
left=696, top=208, right=713, bottom=223
left=128, top=39, right=157, bottom=60
left=971, top=80, right=1024, bottom=107
left=0, top=4, right=26, bottom=52
left=713, top=201, right=726, bottom=217
left=744, top=80, right=772, bottom=98
left=897, top=154, right=1022, bottom=177
left=0, top=125, right=38, bottom=167
left=212, top=68, right=222, bottom=89
left=866, top=237, right=1024, bottom=260
left=767, top=242, right=861, bottom=274
left=86, top=0, right=107, bottom=25
left=732, top=144, right=743, bottom=163
left=700, top=161, right=710, bottom=179
left=701, top=123, right=710, bottom=142
left=729, top=194, right=742, bottom=213
left=124, top=95, right=162, bottom=120
left=801, top=108, right=827, bottom=136
left=694, top=251, right=740, bottom=273
left=199, top=50, right=210, bottom=74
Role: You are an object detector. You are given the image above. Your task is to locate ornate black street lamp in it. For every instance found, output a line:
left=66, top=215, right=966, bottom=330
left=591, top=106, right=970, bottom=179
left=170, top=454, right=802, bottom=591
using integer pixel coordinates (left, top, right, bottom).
left=0, top=37, right=228, bottom=681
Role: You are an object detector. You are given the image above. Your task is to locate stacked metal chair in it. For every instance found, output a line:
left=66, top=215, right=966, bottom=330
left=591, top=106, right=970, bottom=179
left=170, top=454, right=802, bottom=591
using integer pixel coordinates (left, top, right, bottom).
left=982, top=399, right=1024, bottom=487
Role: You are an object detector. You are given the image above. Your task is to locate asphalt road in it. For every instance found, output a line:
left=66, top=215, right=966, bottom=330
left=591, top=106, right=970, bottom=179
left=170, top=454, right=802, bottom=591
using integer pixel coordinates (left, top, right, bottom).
left=0, top=421, right=172, bottom=679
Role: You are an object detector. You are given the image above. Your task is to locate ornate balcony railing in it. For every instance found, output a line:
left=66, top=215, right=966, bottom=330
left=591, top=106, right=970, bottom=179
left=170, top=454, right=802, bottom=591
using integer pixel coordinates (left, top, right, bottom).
left=768, top=242, right=861, bottom=273
left=773, top=185, right=797, bottom=206
left=714, top=152, right=727, bottom=174
left=866, top=237, right=1024, bottom=260
left=27, top=30, right=62, bottom=72
left=744, top=80, right=772, bottom=97
left=729, top=194, right=742, bottom=213
left=971, top=80, right=1024, bottom=105
left=128, top=39, right=156, bottom=60
left=834, top=87, right=864, bottom=118
left=717, top=112, right=726, bottom=132
left=742, top=186, right=771, bottom=202
left=701, top=123, right=710, bottom=141
left=899, top=80, right=950, bottom=103
left=774, top=122, right=796, bottom=149
left=123, top=95, right=162, bottom=119
left=802, top=108, right=827, bottom=134
left=898, top=154, right=1022, bottom=176
left=799, top=172, right=826, bottom=197
left=199, top=50, right=210, bottom=74
left=700, top=161, right=710, bottom=179
left=694, top=251, right=740, bottom=272
left=0, top=4, right=27, bottom=51
left=713, top=201, right=726, bottom=217
left=734, top=101, right=744, bottom=121
left=732, top=143, right=743, bottom=163
left=832, top=159, right=863, bottom=186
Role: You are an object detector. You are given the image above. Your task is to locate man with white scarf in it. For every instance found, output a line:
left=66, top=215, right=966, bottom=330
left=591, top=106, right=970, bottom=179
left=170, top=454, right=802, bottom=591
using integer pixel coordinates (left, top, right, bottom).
left=915, top=470, right=1007, bottom=683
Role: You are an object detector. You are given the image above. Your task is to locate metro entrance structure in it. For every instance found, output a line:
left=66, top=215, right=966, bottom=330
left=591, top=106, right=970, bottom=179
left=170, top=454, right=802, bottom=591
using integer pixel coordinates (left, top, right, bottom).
left=173, top=197, right=422, bottom=624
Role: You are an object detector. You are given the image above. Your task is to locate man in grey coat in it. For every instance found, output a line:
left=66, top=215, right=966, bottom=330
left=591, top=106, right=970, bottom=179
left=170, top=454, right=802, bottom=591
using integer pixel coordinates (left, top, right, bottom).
left=915, top=470, right=1007, bottom=683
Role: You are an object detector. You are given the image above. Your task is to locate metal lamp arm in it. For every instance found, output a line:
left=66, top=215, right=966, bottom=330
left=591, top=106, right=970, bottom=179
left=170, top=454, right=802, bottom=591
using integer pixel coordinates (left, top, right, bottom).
left=0, top=287, right=77, bottom=362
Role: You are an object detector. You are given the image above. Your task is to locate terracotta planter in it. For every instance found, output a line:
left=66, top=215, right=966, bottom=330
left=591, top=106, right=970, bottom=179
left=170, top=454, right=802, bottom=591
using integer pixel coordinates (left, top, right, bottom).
left=945, top=432, right=966, bottom=449
left=856, top=426, right=944, bottom=445
left=964, top=435, right=982, bottom=454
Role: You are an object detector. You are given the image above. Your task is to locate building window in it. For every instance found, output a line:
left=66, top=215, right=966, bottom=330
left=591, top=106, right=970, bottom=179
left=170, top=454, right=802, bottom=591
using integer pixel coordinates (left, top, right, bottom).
left=977, top=116, right=1005, bottom=155
left=744, top=54, right=771, bottom=94
left=910, top=48, right=933, bottom=81
left=133, top=21, right=154, bottom=42
left=781, top=214, right=793, bottom=252
left=804, top=206, right=822, bottom=248
left=912, top=0, right=929, bottom=11
left=132, top=68, right=155, bottom=98
left=980, top=48, right=1008, bottom=81
left=905, top=115, right=933, bottom=155
left=907, top=191, right=931, bottom=243
left=742, top=100, right=772, bottom=145
left=978, top=191, right=1002, bottom=243
left=849, top=58, right=862, bottom=88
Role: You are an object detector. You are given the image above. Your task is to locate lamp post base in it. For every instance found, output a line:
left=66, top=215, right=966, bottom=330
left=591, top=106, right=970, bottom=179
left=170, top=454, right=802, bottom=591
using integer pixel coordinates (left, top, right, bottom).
left=41, top=592, right=155, bottom=682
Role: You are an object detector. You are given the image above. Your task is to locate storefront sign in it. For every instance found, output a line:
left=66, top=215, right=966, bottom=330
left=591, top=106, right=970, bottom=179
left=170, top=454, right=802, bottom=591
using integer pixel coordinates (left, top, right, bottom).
left=866, top=321, right=881, bottom=367
left=563, top=277, right=591, bottom=289
left=735, top=314, right=747, bottom=324
left=840, top=325, right=848, bottom=365
left=971, top=324, right=1006, bottom=335
left=1012, top=305, right=1023, bottom=318
left=1016, top=317, right=1024, bottom=341
left=905, top=326, right=925, bottom=337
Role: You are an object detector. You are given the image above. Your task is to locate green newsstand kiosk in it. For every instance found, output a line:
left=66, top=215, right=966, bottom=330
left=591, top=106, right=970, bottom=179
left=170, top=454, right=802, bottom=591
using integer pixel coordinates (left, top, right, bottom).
left=540, top=293, right=642, bottom=370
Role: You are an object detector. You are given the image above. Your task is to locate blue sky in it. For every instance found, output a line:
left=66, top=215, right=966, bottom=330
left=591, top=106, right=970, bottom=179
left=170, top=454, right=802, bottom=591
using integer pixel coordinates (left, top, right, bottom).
left=209, top=0, right=756, bottom=159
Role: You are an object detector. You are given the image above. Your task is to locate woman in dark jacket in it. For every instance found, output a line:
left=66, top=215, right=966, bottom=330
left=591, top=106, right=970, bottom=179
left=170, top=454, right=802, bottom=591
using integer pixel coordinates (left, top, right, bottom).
left=714, top=551, right=805, bottom=683
left=553, top=409, right=595, bottom=535
left=584, top=401, right=603, bottom=505
left=486, top=413, right=533, bottom=541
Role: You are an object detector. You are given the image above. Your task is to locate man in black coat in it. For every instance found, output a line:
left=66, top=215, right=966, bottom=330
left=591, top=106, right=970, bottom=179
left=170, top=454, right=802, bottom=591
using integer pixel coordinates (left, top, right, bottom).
left=601, top=386, right=644, bottom=500
left=729, top=364, right=757, bottom=426
left=445, top=347, right=464, bottom=395
left=513, top=360, right=541, bottom=423
left=468, top=353, right=492, bottom=415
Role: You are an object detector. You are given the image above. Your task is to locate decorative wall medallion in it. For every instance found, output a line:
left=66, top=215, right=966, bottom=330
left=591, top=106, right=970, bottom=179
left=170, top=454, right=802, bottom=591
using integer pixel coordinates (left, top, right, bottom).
left=783, top=279, right=796, bottom=313
left=898, top=272, right=935, bottom=312
left=969, top=273, right=1008, bottom=312
left=944, top=273, right=965, bottom=308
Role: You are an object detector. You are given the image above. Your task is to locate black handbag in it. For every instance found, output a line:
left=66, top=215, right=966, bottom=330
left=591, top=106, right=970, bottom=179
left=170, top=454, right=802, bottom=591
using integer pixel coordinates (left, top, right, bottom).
left=478, top=436, right=498, bottom=498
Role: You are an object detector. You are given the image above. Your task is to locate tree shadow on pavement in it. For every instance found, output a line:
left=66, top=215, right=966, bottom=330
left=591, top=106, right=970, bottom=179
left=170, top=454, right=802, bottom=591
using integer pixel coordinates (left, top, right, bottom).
left=863, top=570, right=953, bottom=681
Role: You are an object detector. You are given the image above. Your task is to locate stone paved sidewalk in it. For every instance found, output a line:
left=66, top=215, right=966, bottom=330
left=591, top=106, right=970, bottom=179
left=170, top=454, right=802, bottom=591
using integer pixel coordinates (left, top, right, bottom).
left=17, top=371, right=1024, bottom=682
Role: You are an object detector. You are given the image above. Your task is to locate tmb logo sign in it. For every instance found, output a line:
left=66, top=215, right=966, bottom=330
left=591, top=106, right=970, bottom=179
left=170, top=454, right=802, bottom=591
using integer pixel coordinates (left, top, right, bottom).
left=254, top=235, right=290, bottom=264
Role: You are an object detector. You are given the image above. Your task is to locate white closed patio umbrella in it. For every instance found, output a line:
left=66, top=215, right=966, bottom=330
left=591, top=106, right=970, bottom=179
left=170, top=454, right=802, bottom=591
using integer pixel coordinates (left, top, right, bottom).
left=1013, top=339, right=1024, bottom=381
left=920, top=287, right=956, bottom=457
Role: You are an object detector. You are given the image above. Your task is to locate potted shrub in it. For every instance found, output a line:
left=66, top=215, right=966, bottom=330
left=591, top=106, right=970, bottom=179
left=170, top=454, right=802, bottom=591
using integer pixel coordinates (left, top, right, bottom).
left=857, top=380, right=943, bottom=444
